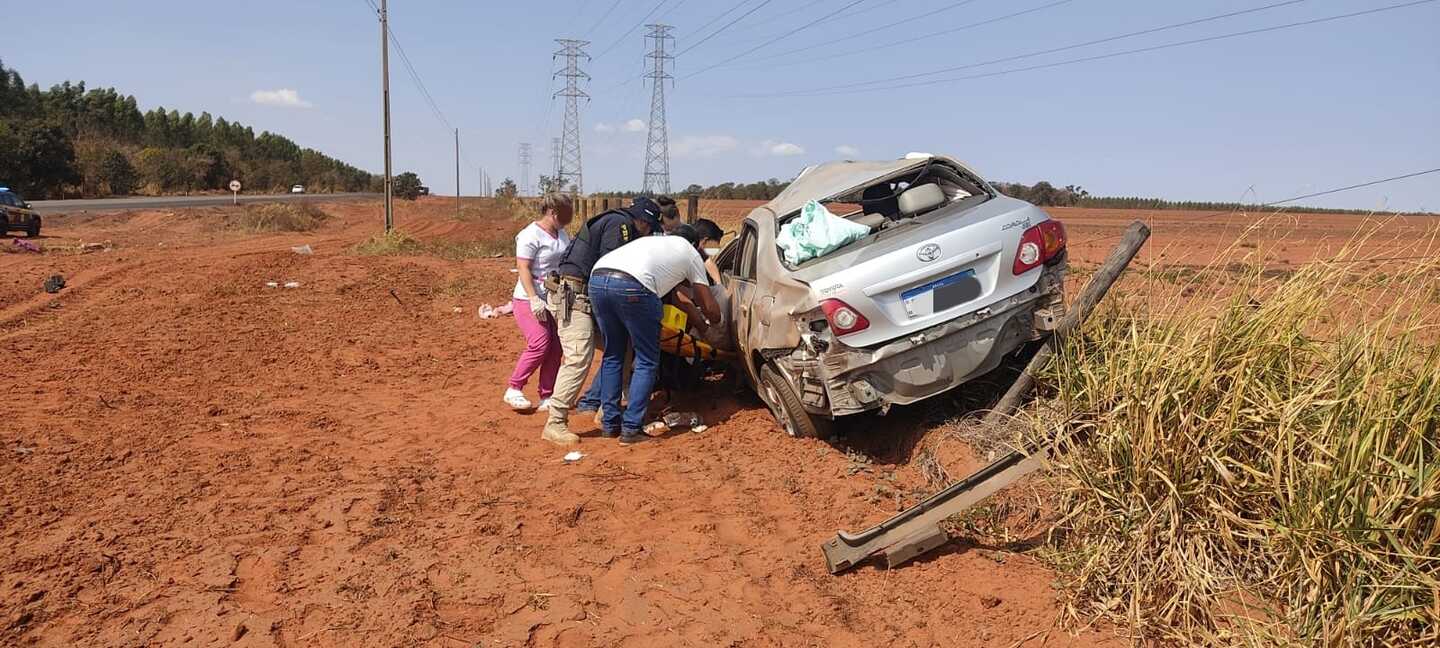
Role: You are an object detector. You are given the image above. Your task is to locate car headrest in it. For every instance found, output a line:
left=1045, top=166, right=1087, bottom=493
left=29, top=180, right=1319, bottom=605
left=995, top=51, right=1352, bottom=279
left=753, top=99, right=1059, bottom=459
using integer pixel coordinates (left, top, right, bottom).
left=898, top=183, right=945, bottom=216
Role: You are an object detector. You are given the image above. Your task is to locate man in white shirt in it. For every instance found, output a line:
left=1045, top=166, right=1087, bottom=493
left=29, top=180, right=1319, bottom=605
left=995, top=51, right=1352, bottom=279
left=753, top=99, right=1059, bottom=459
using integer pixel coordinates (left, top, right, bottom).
left=588, top=225, right=721, bottom=444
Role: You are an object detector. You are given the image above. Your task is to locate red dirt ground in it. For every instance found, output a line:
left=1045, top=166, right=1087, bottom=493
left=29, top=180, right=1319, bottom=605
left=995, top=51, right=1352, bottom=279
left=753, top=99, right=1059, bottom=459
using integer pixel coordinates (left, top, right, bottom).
left=3, top=198, right=1430, bottom=646
left=1, top=199, right=1120, bottom=647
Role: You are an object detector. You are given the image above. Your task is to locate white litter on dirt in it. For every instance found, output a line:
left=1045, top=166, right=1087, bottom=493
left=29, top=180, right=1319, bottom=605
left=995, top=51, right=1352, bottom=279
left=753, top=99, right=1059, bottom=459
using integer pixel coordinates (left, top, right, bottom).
left=563, top=451, right=584, bottom=462
left=291, top=244, right=314, bottom=255
left=283, top=281, right=301, bottom=289
left=265, top=281, right=279, bottom=288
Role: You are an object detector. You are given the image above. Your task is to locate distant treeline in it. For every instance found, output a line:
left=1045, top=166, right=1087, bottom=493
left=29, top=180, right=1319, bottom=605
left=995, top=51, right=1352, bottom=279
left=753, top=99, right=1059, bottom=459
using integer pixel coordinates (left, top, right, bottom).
left=590, top=177, right=1421, bottom=215
left=0, top=59, right=376, bottom=199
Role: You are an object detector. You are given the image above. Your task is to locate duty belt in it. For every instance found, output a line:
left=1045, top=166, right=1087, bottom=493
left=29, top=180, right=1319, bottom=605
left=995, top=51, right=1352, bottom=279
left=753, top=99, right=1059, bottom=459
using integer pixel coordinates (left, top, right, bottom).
left=546, top=272, right=590, bottom=326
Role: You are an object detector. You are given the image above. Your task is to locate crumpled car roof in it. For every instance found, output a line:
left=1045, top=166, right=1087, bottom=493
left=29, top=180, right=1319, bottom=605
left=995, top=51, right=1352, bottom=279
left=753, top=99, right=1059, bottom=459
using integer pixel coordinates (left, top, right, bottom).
left=761, top=156, right=933, bottom=219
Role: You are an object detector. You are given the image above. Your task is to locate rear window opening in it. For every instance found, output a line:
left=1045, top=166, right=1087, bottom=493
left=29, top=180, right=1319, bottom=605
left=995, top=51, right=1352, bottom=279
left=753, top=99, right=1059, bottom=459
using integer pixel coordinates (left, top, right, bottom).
left=776, top=160, right=992, bottom=269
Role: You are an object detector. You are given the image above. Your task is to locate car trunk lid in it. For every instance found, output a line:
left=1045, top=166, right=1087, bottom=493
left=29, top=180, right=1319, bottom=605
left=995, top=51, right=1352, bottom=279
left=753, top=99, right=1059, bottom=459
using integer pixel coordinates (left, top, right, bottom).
left=797, top=196, right=1047, bottom=348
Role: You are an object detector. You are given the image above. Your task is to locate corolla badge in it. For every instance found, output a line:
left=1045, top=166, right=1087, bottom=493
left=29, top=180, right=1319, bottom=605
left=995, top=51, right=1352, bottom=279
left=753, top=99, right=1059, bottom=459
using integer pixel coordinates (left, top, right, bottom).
left=916, top=243, right=942, bottom=262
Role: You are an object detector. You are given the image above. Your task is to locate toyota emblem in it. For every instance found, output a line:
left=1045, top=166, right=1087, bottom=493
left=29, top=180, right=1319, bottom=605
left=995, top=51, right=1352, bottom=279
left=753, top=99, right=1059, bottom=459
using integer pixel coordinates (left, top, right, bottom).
left=916, top=243, right=941, bottom=262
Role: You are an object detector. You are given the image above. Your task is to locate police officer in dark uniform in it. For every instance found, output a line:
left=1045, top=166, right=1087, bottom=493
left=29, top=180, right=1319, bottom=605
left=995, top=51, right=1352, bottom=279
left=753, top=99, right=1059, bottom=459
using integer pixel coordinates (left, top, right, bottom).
left=539, top=197, right=662, bottom=445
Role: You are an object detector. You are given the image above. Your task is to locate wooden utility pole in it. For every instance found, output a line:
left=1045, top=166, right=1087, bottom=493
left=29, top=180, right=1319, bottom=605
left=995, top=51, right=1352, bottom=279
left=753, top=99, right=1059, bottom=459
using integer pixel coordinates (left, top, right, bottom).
left=380, top=0, right=394, bottom=231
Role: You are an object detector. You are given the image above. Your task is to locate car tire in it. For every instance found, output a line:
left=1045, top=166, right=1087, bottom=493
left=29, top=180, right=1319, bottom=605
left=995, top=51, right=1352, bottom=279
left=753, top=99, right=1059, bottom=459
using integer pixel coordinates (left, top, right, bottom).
left=758, top=363, right=832, bottom=439
left=25, top=217, right=40, bottom=238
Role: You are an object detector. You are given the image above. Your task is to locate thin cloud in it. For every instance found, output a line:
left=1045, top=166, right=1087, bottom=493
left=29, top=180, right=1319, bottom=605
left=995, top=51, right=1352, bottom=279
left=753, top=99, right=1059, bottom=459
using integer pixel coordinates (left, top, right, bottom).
left=757, top=139, right=805, bottom=157
left=672, top=134, right=740, bottom=159
left=595, top=122, right=616, bottom=133
left=835, top=145, right=861, bottom=158
left=249, top=89, right=313, bottom=108
left=623, top=118, right=647, bottom=132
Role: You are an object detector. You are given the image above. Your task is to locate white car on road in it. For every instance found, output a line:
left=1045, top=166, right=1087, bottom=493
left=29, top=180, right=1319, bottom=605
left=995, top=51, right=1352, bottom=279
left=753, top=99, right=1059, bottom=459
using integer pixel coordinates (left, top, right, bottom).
left=290, top=184, right=306, bottom=194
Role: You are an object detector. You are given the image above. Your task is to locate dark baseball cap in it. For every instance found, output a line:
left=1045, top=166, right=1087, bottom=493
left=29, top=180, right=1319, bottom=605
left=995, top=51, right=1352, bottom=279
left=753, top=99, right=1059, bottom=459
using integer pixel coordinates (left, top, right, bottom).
left=626, top=196, right=663, bottom=230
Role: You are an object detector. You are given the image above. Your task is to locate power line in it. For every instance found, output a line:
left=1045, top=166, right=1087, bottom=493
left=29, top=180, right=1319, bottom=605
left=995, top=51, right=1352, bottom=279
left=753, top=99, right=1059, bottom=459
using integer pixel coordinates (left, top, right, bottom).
left=593, top=0, right=671, bottom=60
left=687, top=0, right=761, bottom=42
left=751, top=0, right=1310, bottom=88
left=654, top=0, right=691, bottom=22
left=742, top=0, right=1437, bottom=97
left=360, top=0, right=457, bottom=133
left=587, top=0, right=769, bottom=99
left=741, top=0, right=985, bottom=66
left=1077, top=167, right=1440, bottom=246
left=682, top=0, right=870, bottom=79
left=733, top=0, right=1076, bottom=73
left=1183, top=168, right=1440, bottom=221
left=737, top=0, right=996, bottom=65
left=584, top=0, right=625, bottom=36
left=676, top=0, right=775, bottom=57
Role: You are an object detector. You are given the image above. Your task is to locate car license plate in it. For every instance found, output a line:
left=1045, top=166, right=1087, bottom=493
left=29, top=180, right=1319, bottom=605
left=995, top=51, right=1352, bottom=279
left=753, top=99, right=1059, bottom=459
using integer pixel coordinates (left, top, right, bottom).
left=901, top=269, right=980, bottom=317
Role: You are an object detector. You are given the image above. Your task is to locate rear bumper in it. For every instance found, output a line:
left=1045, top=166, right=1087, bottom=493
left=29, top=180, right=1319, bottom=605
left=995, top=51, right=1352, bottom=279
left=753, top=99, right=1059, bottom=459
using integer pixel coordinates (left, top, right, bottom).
left=799, top=264, right=1064, bottom=417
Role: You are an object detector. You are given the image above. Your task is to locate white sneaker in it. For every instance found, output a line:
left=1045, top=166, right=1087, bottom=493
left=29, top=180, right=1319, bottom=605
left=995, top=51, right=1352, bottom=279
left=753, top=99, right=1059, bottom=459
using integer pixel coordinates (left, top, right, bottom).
left=535, top=398, right=552, bottom=412
left=503, top=388, right=533, bottom=411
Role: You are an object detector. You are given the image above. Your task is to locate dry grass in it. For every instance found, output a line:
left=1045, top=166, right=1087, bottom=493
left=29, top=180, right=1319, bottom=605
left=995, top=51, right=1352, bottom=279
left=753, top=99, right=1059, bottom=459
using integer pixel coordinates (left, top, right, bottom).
left=233, top=203, right=331, bottom=232
left=352, top=229, right=510, bottom=260
left=1031, top=245, right=1440, bottom=645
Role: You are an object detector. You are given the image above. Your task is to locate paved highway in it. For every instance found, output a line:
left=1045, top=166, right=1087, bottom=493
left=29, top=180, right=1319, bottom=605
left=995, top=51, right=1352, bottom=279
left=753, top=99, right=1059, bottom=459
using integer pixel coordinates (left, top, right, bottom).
left=30, top=192, right=379, bottom=215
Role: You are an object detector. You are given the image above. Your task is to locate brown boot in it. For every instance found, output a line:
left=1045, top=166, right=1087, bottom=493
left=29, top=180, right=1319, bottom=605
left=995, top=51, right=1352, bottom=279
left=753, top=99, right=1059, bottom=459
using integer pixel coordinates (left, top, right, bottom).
left=542, top=423, right=580, bottom=446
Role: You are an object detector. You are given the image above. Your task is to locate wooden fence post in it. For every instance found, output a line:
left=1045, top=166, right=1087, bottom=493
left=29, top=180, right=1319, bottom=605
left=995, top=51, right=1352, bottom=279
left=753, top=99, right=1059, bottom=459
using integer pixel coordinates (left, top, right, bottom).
left=686, top=194, right=699, bottom=224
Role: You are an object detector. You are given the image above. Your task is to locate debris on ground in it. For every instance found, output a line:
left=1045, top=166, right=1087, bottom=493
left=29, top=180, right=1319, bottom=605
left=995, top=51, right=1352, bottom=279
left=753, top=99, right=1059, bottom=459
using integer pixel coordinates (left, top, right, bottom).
left=78, top=241, right=112, bottom=254
left=563, top=451, right=584, bottom=463
left=265, top=281, right=279, bottom=288
left=291, top=244, right=314, bottom=255
left=43, top=275, right=66, bottom=294
left=478, top=302, right=514, bottom=319
left=644, top=412, right=704, bottom=436
left=283, top=281, right=301, bottom=289
left=12, top=239, right=41, bottom=253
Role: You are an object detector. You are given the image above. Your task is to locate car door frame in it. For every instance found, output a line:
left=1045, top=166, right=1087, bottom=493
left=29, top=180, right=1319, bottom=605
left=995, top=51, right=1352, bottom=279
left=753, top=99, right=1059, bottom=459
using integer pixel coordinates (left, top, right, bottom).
left=720, top=220, right=762, bottom=384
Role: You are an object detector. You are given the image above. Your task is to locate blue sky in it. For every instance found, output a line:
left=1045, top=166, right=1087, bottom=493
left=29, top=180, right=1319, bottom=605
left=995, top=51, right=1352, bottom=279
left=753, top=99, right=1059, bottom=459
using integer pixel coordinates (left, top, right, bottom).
left=6, top=0, right=1437, bottom=210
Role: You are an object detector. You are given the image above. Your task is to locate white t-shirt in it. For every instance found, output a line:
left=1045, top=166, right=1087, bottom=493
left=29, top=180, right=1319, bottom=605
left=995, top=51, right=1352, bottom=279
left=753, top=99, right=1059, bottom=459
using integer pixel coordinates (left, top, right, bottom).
left=513, top=222, right=571, bottom=300
left=593, top=236, right=709, bottom=296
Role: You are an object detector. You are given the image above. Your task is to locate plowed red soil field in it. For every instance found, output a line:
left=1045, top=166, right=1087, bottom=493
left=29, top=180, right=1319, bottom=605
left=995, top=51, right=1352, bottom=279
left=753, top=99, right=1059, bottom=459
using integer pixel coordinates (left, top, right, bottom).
left=2, top=197, right=1430, bottom=647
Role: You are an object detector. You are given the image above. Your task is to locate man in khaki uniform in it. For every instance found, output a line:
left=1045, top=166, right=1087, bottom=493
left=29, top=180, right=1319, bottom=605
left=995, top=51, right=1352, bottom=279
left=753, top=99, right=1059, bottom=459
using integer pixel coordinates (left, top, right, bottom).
left=541, top=197, right=661, bottom=445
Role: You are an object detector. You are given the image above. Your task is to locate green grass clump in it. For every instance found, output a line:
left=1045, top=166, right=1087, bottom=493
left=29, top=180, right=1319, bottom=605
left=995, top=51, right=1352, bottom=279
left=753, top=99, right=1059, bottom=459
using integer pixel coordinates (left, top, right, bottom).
left=236, top=202, right=330, bottom=232
left=1036, top=255, right=1439, bottom=646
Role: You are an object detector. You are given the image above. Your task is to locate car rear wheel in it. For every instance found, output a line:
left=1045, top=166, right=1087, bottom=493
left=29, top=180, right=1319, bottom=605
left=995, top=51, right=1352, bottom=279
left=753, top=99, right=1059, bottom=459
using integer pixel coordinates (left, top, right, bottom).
left=25, top=217, right=40, bottom=238
left=758, top=363, right=832, bottom=439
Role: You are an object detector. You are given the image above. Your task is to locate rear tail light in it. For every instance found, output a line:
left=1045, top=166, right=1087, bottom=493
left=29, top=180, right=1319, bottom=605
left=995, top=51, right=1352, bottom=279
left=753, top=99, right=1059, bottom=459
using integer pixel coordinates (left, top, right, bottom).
left=820, top=298, right=870, bottom=336
left=1013, top=219, right=1066, bottom=275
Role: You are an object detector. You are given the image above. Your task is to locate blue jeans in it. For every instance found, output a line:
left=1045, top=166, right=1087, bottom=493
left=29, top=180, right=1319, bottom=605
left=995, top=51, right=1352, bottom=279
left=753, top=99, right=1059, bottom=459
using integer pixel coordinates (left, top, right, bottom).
left=576, top=379, right=602, bottom=412
left=588, top=273, right=662, bottom=434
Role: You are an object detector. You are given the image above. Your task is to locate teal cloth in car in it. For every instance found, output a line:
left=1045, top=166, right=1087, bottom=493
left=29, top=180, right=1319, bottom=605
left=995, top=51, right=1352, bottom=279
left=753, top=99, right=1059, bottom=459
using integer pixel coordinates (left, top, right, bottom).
left=776, top=200, right=871, bottom=265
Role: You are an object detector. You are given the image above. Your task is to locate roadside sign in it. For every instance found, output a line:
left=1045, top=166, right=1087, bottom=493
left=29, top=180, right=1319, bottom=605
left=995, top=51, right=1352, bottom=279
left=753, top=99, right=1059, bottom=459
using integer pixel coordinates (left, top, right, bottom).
left=229, top=180, right=242, bottom=205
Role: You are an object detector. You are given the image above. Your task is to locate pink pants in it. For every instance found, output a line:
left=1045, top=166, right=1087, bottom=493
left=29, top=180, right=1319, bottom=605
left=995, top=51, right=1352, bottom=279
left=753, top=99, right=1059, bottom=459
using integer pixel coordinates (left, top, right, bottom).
left=508, top=297, right=560, bottom=397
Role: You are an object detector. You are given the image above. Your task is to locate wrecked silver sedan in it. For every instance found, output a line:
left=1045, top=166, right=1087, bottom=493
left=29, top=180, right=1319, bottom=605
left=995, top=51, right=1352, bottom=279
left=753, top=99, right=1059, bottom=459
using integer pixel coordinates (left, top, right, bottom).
left=713, top=154, right=1067, bottom=437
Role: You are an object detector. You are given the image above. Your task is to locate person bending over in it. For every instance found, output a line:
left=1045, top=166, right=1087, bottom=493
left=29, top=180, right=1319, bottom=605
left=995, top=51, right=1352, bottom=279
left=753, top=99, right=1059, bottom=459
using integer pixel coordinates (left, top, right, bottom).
left=588, top=224, right=720, bottom=444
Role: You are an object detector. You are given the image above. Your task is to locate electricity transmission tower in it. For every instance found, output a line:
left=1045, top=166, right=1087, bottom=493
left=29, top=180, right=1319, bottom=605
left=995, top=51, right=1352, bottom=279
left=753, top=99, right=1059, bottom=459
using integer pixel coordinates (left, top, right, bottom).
left=553, top=39, right=590, bottom=195
left=642, top=24, right=674, bottom=195
left=518, top=142, right=533, bottom=197
left=550, top=137, right=561, bottom=188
